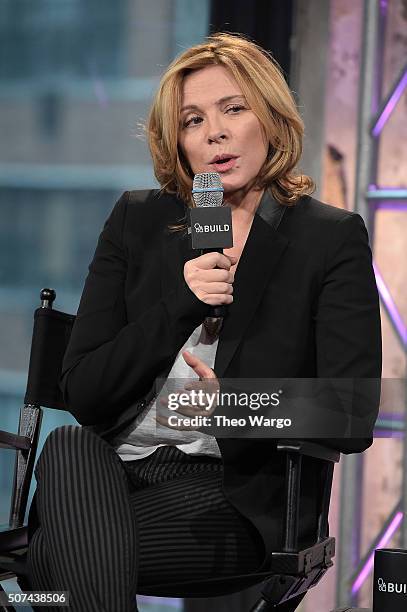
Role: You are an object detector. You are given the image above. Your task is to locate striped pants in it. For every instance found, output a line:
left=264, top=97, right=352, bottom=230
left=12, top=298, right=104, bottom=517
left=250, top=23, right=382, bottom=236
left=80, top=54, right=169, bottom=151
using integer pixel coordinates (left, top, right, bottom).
left=26, top=425, right=267, bottom=611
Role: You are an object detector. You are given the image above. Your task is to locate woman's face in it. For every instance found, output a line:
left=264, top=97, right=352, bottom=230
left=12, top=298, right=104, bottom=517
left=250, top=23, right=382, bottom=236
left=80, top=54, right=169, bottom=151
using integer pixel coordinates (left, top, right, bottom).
left=178, top=65, right=269, bottom=200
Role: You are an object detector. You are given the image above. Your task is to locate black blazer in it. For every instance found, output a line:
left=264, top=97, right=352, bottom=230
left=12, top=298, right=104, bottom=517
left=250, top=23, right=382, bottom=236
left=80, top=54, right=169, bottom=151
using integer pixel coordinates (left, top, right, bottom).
left=60, top=188, right=382, bottom=571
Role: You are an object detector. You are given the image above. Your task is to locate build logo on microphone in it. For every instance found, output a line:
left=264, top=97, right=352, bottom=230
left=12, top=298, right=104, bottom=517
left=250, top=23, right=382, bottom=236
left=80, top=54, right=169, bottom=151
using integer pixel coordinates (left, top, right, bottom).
left=189, top=206, right=233, bottom=249
left=377, top=577, right=407, bottom=595
left=194, top=222, right=230, bottom=233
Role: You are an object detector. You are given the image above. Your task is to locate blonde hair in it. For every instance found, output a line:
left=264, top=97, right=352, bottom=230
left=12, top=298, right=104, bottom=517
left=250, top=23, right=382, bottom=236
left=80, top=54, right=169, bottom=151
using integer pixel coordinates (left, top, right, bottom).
left=146, top=32, right=315, bottom=227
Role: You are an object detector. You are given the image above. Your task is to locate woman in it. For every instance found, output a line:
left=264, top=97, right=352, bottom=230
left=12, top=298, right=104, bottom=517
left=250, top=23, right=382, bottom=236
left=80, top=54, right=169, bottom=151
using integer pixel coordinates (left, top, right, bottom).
left=27, top=33, right=382, bottom=612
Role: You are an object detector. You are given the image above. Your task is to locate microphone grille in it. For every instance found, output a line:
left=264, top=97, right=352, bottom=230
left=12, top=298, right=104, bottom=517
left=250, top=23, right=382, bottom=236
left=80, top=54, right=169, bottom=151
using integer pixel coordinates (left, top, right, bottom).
left=192, top=172, right=224, bottom=207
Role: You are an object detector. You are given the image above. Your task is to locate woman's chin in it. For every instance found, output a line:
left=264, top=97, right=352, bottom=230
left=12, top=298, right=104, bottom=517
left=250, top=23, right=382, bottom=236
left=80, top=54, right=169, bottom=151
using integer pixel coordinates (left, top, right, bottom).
left=222, top=182, right=248, bottom=198
left=219, top=176, right=241, bottom=191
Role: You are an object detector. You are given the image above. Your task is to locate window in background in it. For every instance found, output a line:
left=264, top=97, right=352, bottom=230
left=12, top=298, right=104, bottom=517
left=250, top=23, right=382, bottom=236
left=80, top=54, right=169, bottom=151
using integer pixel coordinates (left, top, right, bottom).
left=0, top=4, right=209, bottom=609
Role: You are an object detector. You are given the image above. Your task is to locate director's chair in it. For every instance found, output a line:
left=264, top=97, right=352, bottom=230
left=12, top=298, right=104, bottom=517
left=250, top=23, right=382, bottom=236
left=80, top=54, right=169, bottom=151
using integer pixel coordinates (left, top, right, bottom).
left=0, top=289, right=340, bottom=611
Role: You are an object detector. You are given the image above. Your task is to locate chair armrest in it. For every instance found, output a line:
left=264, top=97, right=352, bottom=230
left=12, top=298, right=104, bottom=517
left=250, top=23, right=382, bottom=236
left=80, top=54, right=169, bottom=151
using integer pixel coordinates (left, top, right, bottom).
left=0, top=430, right=31, bottom=451
left=276, top=439, right=340, bottom=463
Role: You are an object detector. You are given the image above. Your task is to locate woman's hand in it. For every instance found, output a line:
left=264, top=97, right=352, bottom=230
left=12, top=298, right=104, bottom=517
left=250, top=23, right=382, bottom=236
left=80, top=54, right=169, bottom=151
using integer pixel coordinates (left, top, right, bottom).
left=155, top=350, right=219, bottom=431
left=184, top=252, right=237, bottom=306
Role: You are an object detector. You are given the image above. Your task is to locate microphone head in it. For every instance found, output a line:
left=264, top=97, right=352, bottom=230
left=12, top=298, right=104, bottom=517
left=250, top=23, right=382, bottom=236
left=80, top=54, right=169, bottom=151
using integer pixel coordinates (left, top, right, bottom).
left=192, top=172, right=224, bottom=207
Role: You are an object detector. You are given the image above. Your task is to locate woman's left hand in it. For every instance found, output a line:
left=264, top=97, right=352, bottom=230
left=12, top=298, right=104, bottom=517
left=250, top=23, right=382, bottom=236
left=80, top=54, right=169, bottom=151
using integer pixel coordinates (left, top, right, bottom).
left=155, top=350, right=220, bottom=430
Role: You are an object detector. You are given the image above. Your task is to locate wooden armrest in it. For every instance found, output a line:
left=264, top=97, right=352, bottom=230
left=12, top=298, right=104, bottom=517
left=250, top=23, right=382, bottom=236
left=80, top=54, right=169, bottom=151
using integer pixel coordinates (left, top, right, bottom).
left=0, top=430, right=31, bottom=451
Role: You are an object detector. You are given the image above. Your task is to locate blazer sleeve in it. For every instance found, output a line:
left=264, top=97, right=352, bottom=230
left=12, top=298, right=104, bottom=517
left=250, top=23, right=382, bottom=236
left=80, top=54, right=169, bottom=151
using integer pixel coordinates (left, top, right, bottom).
left=314, top=212, right=382, bottom=453
left=60, top=191, right=210, bottom=426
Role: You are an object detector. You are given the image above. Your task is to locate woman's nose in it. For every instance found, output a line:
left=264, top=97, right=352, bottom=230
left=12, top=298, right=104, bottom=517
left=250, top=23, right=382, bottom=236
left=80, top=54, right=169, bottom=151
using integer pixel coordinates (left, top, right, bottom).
left=206, top=117, right=228, bottom=143
left=207, top=130, right=227, bottom=144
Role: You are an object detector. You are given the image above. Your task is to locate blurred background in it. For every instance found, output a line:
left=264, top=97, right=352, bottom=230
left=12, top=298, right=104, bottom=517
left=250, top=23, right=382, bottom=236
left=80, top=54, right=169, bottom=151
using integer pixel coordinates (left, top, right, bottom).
left=0, top=0, right=406, bottom=610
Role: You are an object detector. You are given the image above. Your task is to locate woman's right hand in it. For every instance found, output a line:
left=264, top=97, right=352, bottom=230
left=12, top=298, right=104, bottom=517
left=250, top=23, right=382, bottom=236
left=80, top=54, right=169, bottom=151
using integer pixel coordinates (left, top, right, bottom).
left=184, top=252, right=238, bottom=306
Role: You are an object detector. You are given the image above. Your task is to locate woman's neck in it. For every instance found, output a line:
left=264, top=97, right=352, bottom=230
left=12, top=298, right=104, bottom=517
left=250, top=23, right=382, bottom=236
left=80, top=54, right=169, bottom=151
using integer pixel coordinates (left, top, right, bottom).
left=224, top=187, right=265, bottom=217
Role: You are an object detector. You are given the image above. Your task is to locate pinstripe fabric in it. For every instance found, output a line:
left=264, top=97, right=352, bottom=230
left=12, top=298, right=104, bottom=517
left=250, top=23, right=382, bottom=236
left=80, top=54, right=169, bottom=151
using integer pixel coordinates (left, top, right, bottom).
left=26, top=425, right=264, bottom=612
left=122, top=443, right=223, bottom=487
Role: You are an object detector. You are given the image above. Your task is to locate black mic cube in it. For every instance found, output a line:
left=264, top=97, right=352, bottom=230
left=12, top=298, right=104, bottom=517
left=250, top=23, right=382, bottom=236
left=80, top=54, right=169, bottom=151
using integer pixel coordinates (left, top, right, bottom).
left=373, top=548, right=407, bottom=611
left=188, top=206, right=233, bottom=250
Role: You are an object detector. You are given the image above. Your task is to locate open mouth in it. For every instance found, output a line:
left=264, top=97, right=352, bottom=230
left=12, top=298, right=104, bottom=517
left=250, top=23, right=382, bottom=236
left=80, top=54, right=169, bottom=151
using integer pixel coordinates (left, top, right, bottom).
left=210, top=157, right=238, bottom=172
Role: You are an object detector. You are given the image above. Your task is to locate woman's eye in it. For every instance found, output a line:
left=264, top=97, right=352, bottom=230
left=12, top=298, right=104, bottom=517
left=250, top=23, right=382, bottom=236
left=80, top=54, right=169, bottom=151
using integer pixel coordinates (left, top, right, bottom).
left=183, top=116, right=202, bottom=128
left=227, top=105, right=244, bottom=113
left=182, top=105, right=245, bottom=128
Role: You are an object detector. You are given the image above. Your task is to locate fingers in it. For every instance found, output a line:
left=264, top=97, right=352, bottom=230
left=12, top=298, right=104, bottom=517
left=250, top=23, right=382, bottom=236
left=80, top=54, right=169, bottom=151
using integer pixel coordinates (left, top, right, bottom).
left=191, top=278, right=233, bottom=295
left=196, top=267, right=235, bottom=282
left=182, top=351, right=218, bottom=380
left=156, top=344, right=220, bottom=433
left=200, top=293, right=234, bottom=306
left=158, top=388, right=218, bottom=417
left=156, top=373, right=220, bottom=429
left=186, top=269, right=234, bottom=305
left=195, top=252, right=238, bottom=270
left=184, top=252, right=237, bottom=306
left=159, top=393, right=209, bottom=411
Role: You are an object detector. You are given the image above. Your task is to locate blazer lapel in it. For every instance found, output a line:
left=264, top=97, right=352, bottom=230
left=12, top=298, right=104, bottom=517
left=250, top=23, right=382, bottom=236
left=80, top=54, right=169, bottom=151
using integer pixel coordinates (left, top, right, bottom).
left=161, top=190, right=290, bottom=377
left=214, top=191, right=289, bottom=376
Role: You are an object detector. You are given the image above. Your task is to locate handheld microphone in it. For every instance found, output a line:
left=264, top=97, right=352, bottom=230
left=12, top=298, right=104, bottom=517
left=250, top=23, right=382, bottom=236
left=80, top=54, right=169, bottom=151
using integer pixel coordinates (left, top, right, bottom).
left=189, top=172, right=233, bottom=320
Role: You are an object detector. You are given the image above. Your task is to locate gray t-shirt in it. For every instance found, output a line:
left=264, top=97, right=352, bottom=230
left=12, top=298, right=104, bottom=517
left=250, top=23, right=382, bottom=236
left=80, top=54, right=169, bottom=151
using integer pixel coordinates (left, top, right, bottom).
left=112, top=318, right=222, bottom=461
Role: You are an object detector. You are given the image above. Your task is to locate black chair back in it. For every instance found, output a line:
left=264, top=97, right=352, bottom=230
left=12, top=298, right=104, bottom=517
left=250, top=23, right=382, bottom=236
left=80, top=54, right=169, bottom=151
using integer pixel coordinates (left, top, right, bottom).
left=24, top=289, right=75, bottom=411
